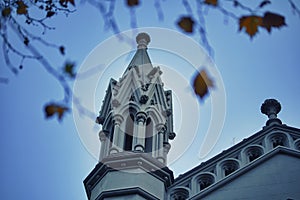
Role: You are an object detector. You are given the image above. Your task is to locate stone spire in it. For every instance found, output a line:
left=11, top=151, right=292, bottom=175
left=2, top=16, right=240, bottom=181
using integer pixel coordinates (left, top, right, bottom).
left=261, top=99, right=282, bottom=126
left=124, top=33, right=153, bottom=77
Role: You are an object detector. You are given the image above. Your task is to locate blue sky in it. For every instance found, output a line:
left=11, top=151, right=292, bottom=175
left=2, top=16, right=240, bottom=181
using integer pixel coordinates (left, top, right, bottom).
left=1, top=1, right=300, bottom=200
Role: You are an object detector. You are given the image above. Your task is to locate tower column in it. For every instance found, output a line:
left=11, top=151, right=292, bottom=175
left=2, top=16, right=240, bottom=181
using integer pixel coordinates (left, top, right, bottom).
left=110, top=114, right=124, bottom=154
left=156, top=123, right=166, bottom=163
left=99, top=130, right=108, bottom=161
left=133, top=111, right=147, bottom=151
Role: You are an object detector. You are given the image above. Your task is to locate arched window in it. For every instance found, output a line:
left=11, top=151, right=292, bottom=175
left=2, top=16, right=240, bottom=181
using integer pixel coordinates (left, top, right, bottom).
left=124, top=114, right=134, bottom=151
left=269, top=133, right=288, bottom=148
left=145, top=118, right=153, bottom=153
left=294, top=139, right=300, bottom=151
left=244, top=145, right=264, bottom=162
left=197, top=173, right=215, bottom=191
left=170, top=187, right=189, bottom=200
left=220, top=159, right=239, bottom=177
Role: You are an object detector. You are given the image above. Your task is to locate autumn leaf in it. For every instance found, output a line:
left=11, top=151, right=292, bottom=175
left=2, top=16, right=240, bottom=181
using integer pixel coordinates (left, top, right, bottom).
left=177, top=16, right=194, bottom=33
left=46, top=11, right=55, bottom=18
left=44, top=103, right=69, bottom=121
left=204, top=0, right=218, bottom=6
left=64, top=62, right=76, bottom=78
left=2, top=7, right=11, bottom=17
left=24, top=37, right=29, bottom=46
left=192, top=69, right=214, bottom=100
left=239, top=15, right=263, bottom=38
left=261, top=12, right=286, bottom=33
left=127, top=0, right=139, bottom=7
left=16, top=1, right=28, bottom=15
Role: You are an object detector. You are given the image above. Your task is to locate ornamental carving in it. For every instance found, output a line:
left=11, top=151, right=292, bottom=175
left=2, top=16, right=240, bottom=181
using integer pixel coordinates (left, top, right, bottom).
left=139, top=95, right=149, bottom=104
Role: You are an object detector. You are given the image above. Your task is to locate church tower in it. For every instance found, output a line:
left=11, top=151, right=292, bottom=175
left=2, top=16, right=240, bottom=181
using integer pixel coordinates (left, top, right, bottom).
left=84, top=33, right=176, bottom=200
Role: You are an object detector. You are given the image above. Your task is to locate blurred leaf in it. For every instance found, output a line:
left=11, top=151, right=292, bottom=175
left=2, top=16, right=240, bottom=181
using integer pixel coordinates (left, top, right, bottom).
left=59, top=0, right=75, bottom=7
left=259, top=0, right=271, bottom=8
left=192, top=69, right=214, bottom=99
left=46, top=11, right=55, bottom=18
left=177, top=16, right=194, bottom=33
left=233, top=0, right=239, bottom=7
left=16, top=1, right=28, bottom=15
left=44, top=103, right=69, bottom=121
left=59, top=46, right=65, bottom=55
left=24, top=37, right=29, bottom=46
left=204, top=0, right=218, bottom=6
left=239, top=15, right=263, bottom=38
left=2, top=7, right=11, bottom=17
left=261, top=12, right=286, bottom=32
left=64, top=62, right=76, bottom=78
left=127, top=0, right=139, bottom=7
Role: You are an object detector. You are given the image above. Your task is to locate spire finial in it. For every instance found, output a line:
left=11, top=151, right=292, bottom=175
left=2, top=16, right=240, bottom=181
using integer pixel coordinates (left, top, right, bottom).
left=261, top=99, right=282, bottom=126
left=136, top=32, right=150, bottom=49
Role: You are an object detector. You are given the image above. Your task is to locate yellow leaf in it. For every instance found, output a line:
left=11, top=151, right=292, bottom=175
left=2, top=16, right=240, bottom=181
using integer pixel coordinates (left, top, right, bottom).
left=16, top=1, right=28, bottom=15
left=204, top=0, right=218, bottom=6
left=192, top=69, right=214, bottom=99
left=239, top=15, right=263, bottom=38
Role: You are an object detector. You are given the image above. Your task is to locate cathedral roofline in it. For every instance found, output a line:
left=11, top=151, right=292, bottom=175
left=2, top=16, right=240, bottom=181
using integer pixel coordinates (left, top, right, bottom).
left=174, top=123, right=300, bottom=184
left=188, top=146, right=300, bottom=199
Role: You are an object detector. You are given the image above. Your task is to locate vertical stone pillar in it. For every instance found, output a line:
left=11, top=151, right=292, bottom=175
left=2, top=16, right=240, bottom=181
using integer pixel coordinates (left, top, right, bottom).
left=99, top=130, right=108, bottom=161
left=156, top=123, right=166, bottom=163
left=133, top=111, right=147, bottom=151
left=109, top=114, right=124, bottom=154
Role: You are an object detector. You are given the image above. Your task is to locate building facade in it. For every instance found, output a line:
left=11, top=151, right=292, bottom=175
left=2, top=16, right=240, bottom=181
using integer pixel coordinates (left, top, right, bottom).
left=84, top=33, right=300, bottom=200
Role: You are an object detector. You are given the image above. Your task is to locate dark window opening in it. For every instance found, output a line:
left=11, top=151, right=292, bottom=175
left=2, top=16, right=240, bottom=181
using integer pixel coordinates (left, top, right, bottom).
left=247, top=149, right=262, bottom=162
left=272, top=137, right=284, bottom=148
left=109, top=125, right=114, bottom=147
left=145, top=118, right=153, bottom=153
left=200, top=180, right=212, bottom=190
left=223, top=162, right=239, bottom=176
left=124, top=115, right=134, bottom=151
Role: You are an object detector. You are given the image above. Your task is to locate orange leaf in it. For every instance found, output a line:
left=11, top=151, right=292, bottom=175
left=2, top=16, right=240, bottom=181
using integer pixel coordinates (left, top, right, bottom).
left=177, top=16, right=194, bottom=33
left=261, top=12, right=286, bottom=33
left=16, top=1, right=28, bottom=15
left=192, top=69, right=214, bottom=99
left=44, top=103, right=69, bottom=121
left=239, top=15, right=263, bottom=38
left=127, top=0, right=139, bottom=7
left=204, top=0, right=218, bottom=6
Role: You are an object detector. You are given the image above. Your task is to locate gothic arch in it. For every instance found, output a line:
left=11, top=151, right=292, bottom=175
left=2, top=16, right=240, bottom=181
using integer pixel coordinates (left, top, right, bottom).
left=145, top=106, right=166, bottom=127
left=294, top=138, right=300, bottom=151
left=102, top=111, right=113, bottom=131
left=192, top=172, right=216, bottom=192
left=168, top=186, right=190, bottom=200
left=218, top=158, right=240, bottom=178
left=265, top=132, right=290, bottom=150
left=241, top=144, right=264, bottom=164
